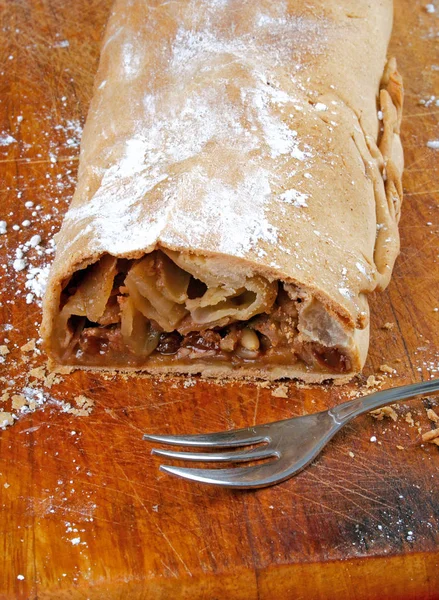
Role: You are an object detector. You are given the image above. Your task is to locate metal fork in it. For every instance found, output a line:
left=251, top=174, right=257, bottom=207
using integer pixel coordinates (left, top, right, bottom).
left=143, top=378, right=439, bottom=489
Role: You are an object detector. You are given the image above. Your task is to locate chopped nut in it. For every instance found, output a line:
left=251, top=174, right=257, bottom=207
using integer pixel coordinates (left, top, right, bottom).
left=426, top=408, right=439, bottom=423
left=366, top=375, right=382, bottom=388
left=379, top=364, right=395, bottom=374
left=371, top=405, right=398, bottom=421
left=421, top=428, right=439, bottom=443
left=0, top=345, right=9, bottom=357
left=405, top=412, right=415, bottom=427
left=240, top=328, right=260, bottom=351
left=271, top=384, right=288, bottom=398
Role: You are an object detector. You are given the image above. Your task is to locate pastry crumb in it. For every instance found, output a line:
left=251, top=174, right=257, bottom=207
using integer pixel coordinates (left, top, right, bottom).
left=20, top=339, right=36, bottom=353
left=67, top=395, right=95, bottom=416
left=0, top=345, right=10, bottom=357
left=271, top=384, right=288, bottom=398
left=382, top=322, right=394, bottom=330
left=11, top=394, right=27, bottom=410
left=396, top=445, right=405, bottom=450
left=52, top=365, right=74, bottom=375
left=29, top=366, right=46, bottom=381
left=259, top=381, right=271, bottom=388
left=44, top=372, right=63, bottom=389
left=348, top=451, right=355, bottom=458
left=370, top=405, right=398, bottom=421
left=0, top=411, right=14, bottom=429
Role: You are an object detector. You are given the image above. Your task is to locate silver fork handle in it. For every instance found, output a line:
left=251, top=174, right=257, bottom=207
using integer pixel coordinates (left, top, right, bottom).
left=330, top=378, right=439, bottom=424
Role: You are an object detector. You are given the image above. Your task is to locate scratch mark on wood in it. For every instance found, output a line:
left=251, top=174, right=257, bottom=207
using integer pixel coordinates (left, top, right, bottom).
left=252, top=387, right=260, bottom=427
left=115, top=464, right=193, bottom=577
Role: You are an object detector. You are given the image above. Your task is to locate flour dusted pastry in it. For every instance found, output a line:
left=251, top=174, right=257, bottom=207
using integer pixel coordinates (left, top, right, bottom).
left=42, top=0, right=403, bottom=382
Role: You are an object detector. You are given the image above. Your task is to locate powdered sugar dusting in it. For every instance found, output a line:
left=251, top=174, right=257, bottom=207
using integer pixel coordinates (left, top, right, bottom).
left=280, top=189, right=309, bottom=207
left=61, top=8, right=321, bottom=259
left=164, top=166, right=278, bottom=256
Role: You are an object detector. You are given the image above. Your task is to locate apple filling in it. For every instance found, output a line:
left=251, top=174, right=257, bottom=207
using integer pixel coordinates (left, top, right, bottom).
left=52, top=250, right=352, bottom=374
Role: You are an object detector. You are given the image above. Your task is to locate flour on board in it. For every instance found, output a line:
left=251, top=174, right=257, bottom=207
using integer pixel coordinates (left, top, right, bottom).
left=0, top=133, right=16, bottom=146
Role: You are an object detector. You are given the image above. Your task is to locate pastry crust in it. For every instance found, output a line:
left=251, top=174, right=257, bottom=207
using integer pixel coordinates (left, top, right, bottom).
left=41, top=0, right=403, bottom=381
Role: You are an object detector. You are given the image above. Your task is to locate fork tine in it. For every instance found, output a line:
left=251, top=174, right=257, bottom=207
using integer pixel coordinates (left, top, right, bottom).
left=159, top=460, right=293, bottom=489
left=152, top=445, right=276, bottom=463
left=143, top=426, right=269, bottom=448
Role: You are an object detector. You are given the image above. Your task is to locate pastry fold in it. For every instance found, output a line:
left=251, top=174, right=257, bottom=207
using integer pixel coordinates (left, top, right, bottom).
left=42, top=0, right=403, bottom=382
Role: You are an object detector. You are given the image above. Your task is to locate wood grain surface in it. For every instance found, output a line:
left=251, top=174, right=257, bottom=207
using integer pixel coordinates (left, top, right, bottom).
left=0, top=1, right=438, bottom=598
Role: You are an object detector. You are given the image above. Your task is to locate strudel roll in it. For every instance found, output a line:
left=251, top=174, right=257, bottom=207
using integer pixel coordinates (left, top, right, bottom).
left=42, top=0, right=403, bottom=382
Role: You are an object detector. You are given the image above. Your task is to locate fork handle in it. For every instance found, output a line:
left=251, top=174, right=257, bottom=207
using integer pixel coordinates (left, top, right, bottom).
left=329, top=378, right=439, bottom=424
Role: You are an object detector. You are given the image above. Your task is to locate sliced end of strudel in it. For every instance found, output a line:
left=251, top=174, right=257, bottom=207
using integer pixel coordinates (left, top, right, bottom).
left=44, top=246, right=367, bottom=382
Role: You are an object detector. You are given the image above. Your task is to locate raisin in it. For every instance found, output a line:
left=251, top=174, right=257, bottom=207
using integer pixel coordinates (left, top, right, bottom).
left=156, top=332, right=182, bottom=355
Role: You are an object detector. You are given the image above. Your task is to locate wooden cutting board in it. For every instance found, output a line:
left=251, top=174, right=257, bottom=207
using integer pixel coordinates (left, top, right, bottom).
left=0, top=1, right=438, bottom=598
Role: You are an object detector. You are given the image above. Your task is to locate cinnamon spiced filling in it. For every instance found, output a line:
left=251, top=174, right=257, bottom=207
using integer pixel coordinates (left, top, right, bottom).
left=52, top=250, right=352, bottom=374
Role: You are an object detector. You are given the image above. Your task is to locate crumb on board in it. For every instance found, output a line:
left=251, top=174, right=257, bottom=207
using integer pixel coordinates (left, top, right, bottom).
left=0, top=350, right=92, bottom=428
left=44, top=372, right=63, bottom=389
left=370, top=405, right=398, bottom=421
left=259, top=381, right=271, bottom=388
left=11, top=394, right=27, bottom=410
left=381, top=322, right=395, bottom=330
left=29, top=366, right=46, bottom=381
left=366, top=374, right=384, bottom=388
left=405, top=412, right=415, bottom=427
left=20, top=339, right=36, bottom=353
left=379, top=364, right=396, bottom=374
left=66, top=395, right=94, bottom=417
left=0, top=345, right=10, bottom=357
left=396, top=445, right=405, bottom=450
left=0, top=411, right=14, bottom=429
left=348, top=451, right=355, bottom=458
left=426, top=408, right=439, bottom=423
left=271, top=384, right=289, bottom=398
